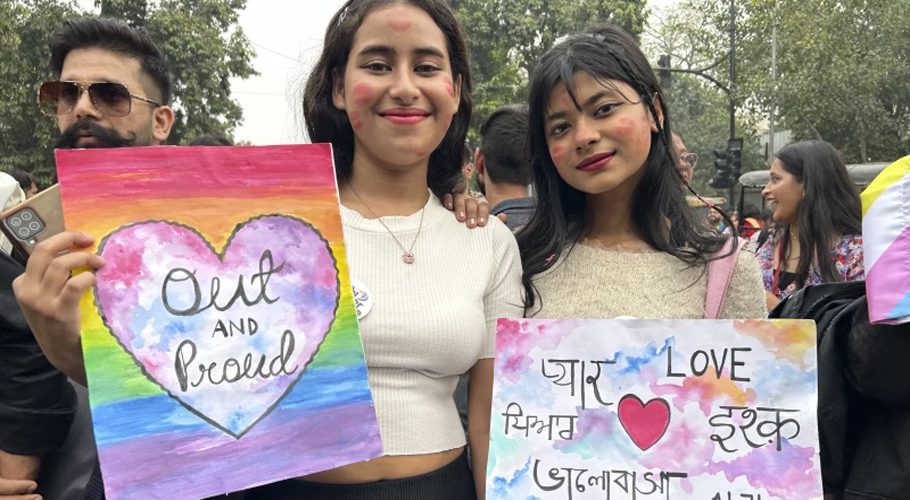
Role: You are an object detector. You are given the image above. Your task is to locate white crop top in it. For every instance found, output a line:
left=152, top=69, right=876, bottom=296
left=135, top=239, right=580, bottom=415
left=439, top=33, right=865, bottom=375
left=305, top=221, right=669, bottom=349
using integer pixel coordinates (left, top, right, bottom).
left=340, top=194, right=523, bottom=455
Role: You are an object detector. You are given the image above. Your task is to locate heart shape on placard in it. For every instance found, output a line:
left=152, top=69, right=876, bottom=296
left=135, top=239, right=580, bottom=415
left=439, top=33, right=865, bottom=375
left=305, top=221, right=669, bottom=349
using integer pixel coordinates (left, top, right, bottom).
left=617, top=394, right=671, bottom=451
left=94, top=215, right=339, bottom=438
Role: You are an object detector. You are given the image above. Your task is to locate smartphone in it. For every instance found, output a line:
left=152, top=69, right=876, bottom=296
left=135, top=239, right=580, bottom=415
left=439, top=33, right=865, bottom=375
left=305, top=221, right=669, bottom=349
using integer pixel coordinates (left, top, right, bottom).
left=0, top=184, right=64, bottom=260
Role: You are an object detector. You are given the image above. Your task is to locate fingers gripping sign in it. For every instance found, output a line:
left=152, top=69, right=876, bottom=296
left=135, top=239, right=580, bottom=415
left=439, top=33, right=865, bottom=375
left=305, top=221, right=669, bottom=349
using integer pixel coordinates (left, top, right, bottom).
left=12, top=231, right=105, bottom=386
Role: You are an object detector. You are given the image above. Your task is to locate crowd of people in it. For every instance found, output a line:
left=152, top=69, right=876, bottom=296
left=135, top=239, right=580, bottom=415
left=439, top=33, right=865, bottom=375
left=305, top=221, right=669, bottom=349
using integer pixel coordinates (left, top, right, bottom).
left=0, top=0, right=906, bottom=499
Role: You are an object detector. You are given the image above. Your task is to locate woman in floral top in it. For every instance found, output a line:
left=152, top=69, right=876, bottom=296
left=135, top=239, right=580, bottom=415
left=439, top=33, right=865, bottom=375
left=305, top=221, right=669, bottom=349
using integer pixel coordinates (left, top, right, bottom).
left=755, top=140, right=864, bottom=309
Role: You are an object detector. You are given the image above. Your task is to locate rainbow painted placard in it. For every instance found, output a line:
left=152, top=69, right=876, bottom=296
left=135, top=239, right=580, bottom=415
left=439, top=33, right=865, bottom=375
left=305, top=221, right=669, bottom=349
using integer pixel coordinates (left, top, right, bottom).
left=56, top=145, right=381, bottom=499
left=488, top=318, right=822, bottom=500
left=862, top=155, right=910, bottom=324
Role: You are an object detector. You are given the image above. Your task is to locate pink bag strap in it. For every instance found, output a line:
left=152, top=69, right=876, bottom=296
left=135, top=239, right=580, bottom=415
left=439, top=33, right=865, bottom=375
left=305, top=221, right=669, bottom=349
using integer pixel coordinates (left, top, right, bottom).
left=704, top=238, right=746, bottom=319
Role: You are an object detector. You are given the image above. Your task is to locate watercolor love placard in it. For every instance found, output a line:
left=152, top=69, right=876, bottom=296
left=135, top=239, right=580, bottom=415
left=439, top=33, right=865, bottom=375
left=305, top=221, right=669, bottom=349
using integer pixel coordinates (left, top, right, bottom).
left=57, top=145, right=382, bottom=500
left=487, top=318, right=823, bottom=500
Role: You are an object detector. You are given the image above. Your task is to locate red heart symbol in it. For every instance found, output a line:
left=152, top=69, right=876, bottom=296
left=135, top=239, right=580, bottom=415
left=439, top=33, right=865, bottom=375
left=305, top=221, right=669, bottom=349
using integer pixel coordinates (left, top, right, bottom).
left=617, top=394, right=671, bottom=451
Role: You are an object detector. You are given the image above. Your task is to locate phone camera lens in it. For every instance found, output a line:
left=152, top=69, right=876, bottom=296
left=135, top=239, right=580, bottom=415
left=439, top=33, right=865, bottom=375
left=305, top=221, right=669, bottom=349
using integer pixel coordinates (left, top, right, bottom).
left=19, top=211, right=33, bottom=221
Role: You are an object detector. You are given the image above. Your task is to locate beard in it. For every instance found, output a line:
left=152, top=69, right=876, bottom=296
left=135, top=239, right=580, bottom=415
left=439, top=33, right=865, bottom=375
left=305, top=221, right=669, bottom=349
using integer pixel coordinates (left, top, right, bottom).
left=55, top=119, right=139, bottom=149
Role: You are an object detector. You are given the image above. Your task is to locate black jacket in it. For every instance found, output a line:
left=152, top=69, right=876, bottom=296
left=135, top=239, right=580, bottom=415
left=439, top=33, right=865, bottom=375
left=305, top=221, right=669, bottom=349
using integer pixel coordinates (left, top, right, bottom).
left=771, top=281, right=910, bottom=499
left=0, top=251, right=75, bottom=455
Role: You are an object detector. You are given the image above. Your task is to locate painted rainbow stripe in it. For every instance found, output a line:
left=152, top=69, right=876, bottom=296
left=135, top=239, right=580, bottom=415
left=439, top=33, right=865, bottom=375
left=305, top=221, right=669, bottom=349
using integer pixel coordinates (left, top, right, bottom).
left=861, top=155, right=910, bottom=324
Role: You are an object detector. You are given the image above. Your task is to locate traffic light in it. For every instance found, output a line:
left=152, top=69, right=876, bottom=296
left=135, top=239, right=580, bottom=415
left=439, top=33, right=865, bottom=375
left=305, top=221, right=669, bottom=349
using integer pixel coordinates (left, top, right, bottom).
left=727, top=138, right=743, bottom=181
left=657, top=54, right=671, bottom=88
left=709, top=148, right=733, bottom=189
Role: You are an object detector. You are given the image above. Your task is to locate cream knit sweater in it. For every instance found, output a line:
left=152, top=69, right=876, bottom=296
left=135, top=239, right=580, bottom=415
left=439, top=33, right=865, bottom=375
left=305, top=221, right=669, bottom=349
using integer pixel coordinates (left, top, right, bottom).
left=530, top=243, right=767, bottom=319
left=341, top=194, right=523, bottom=456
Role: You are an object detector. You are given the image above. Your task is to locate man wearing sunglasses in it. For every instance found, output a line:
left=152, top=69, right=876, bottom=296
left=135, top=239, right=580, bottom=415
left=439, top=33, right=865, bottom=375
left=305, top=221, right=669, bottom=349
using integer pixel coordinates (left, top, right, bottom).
left=3, top=16, right=174, bottom=499
left=40, top=24, right=174, bottom=150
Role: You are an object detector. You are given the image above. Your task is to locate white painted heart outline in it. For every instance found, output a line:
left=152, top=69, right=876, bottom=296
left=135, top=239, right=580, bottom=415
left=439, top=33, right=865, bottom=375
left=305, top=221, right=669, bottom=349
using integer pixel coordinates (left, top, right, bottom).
left=93, top=214, right=340, bottom=438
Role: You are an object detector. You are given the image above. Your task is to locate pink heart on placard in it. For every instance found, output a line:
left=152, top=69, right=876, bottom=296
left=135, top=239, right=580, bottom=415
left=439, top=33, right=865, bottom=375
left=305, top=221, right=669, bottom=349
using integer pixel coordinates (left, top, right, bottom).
left=94, top=215, right=339, bottom=438
left=617, top=394, right=671, bottom=451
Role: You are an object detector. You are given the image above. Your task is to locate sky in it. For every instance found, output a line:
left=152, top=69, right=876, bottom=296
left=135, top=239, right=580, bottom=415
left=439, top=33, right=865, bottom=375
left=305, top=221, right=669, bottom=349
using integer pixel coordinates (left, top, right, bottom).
left=77, top=0, right=674, bottom=145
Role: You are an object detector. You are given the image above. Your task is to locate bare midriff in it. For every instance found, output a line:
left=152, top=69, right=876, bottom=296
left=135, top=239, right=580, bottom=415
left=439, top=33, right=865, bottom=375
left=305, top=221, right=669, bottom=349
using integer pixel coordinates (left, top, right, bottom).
left=301, top=446, right=464, bottom=484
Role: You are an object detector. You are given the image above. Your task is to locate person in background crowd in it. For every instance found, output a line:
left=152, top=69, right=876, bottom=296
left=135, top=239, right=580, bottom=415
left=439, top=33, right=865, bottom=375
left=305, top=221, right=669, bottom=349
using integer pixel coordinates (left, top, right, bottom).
left=0, top=173, right=26, bottom=256
left=515, top=24, right=766, bottom=320
left=671, top=131, right=696, bottom=185
left=474, top=105, right=535, bottom=231
left=461, top=143, right=475, bottom=183
left=738, top=203, right=764, bottom=239
left=772, top=280, right=910, bottom=498
left=755, top=140, right=863, bottom=310
left=8, top=170, right=38, bottom=198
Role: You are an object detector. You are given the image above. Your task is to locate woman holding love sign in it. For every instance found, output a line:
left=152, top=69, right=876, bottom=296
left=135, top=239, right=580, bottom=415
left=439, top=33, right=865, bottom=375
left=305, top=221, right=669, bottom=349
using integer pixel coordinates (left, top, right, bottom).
left=516, top=25, right=766, bottom=320
left=245, top=1, right=523, bottom=499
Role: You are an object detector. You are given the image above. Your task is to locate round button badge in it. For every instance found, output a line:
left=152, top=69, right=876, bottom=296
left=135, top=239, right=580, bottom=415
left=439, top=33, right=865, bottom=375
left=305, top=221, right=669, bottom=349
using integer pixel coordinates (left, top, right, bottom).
left=350, top=279, right=373, bottom=320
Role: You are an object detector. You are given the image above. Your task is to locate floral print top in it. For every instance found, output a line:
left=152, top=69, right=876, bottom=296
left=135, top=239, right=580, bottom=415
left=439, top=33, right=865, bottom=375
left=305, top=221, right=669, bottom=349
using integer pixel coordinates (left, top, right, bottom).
left=753, top=231, right=865, bottom=299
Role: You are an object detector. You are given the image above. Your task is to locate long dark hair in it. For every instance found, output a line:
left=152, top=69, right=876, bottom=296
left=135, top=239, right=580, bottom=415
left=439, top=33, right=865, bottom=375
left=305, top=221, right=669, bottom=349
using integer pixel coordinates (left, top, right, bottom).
left=516, top=25, right=730, bottom=311
left=302, top=0, right=472, bottom=199
left=774, top=140, right=861, bottom=287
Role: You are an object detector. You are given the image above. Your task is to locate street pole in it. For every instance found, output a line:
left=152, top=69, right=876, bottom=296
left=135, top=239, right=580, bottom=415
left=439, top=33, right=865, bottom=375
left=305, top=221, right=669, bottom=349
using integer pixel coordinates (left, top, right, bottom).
left=769, top=22, right=777, bottom=162
left=728, top=0, right=736, bottom=142
left=728, top=0, right=737, bottom=207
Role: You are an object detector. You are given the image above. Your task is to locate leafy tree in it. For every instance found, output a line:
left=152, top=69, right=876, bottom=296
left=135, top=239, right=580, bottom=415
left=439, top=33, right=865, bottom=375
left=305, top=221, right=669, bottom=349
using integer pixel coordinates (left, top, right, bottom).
left=646, top=0, right=910, bottom=171
left=0, top=0, right=81, bottom=184
left=737, top=0, right=910, bottom=163
left=145, top=0, right=257, bottom=145
left=643, top=4, right=765, bottom=198
left=0, top=0, right=256, bottom=184
left=455, top=0, right=649, bottom=140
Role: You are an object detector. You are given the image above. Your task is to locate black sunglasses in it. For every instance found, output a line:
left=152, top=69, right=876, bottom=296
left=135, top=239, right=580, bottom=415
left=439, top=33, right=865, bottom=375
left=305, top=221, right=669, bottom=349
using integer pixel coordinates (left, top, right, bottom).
left=38, top=80, right=161, bottom=118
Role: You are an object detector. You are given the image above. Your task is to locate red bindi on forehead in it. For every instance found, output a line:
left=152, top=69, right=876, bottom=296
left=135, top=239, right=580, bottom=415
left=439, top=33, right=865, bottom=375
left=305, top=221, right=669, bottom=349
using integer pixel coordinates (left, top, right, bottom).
left=388, top=17, right=411, bottom=31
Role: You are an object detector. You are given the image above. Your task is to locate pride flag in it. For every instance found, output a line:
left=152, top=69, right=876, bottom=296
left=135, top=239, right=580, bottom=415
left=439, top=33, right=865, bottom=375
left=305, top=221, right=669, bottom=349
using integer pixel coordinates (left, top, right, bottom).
left=861, top=155, right=910, bottom=324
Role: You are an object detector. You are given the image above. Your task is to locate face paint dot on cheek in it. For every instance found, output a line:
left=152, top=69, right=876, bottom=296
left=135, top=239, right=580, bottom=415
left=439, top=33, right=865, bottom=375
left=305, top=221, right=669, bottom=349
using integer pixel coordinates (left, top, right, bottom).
left=615, top=118, right=636, bottom=137
left=550, top=145, right=564, bottom=164
left=349, top=111, right=363, bottom=131
left=352, top=83, right=374, bottom=107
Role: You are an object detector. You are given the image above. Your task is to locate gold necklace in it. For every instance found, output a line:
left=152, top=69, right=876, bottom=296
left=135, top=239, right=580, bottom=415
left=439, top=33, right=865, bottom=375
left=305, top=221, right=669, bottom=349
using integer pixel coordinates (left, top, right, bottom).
left=347, top=182, right=427, bottom=264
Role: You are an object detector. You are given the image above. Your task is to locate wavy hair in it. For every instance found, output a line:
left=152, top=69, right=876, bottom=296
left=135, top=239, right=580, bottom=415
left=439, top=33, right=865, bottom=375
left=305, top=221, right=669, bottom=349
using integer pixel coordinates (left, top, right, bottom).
left=773, top=140, right=862, bottom=287
left=515, top=24, right=731, bottom=311
left=302, top=0, right=472, bottom=199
